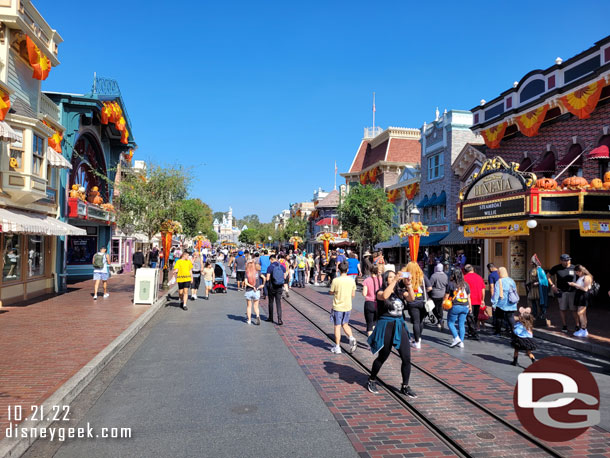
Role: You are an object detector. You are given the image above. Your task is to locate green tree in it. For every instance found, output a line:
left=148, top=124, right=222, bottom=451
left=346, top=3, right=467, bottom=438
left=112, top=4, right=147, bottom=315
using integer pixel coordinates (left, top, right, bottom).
left=281, top=217, right=307, bottom=242
left=213, top=211, right=225, bottom=222
left=337, top=185, right=397, bottom=251
left=238, top=228, right=259, bottom=244
left=116, top=164, right=190, bottom=243
left=177, top=198, right=215, bottom=238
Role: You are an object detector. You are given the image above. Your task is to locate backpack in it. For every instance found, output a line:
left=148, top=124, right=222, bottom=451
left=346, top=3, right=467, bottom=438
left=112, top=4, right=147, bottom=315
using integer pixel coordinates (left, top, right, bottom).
left=271, top=264, right=285, bottom=286
left=297, top=256, right=306, bottom=269
left=589, top=280, right=601, bottom=297
left=93, top=253, right=105, bottom=269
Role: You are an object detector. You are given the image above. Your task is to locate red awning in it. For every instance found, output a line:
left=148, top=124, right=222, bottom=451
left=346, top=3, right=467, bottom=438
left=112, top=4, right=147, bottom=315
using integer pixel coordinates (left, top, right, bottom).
left=316, top=217, right=337, bottom=226
left=557, top=145, right=583, bottom=167
left=588, top=145, right=610, bottom=160
left=533, top=152, right=556, bottom=173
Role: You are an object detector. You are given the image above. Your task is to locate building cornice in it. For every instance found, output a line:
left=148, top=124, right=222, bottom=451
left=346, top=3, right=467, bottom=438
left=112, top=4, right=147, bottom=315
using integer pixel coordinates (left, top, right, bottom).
left=368, top=126, right=420, bottom=149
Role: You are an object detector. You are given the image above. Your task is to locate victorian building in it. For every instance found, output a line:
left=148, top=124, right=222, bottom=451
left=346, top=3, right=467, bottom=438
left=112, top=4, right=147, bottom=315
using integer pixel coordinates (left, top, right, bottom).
left=0, top=1, right=85, bottom=303
left=44, top=76, right=136, bottom=282
left=460, top=35, right=610, bottom=295
left=213, top=207, right=244, bottom=243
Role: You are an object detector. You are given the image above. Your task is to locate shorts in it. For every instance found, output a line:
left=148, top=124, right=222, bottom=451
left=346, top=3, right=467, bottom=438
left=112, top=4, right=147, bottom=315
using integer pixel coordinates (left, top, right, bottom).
left=178, top=281, right=191, bottom=290
left=93, top=272, right=108, bottom=281
left=205, top=280, right=213, bottom=288
left=330, top=310, right=351, bottom=326
left=558, top=291, right=576, bottom=311
left=236, top=271, right=245, bottom=282
left=245, top=290, right=260, bottom=301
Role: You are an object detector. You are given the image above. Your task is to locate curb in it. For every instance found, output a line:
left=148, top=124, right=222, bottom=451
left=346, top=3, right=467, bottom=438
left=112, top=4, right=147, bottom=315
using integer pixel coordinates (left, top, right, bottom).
left=532, top=328, right=610, bottom=359
left=0, top=286, right=177, bottom=458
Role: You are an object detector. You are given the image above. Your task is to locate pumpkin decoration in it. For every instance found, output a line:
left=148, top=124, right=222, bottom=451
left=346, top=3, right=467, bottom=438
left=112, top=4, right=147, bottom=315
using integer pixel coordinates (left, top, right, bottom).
left=442, top=299, right=453, bottom=311
left=535, top=177, right=557, bottom=190
left=590, top=178, right=604, bottom=190
left=604, top=171, right=610, bottom=183
left=87, top=186, right=104, bottom=205
left=604, top=182, right=610, bottom=190
left=562, top=176, right=589, bottom=190
left=77, top=186, right=86, bottom=201
left=9, top=157, right=18, bottom=169
left=69, top=184, right=80, bottom=198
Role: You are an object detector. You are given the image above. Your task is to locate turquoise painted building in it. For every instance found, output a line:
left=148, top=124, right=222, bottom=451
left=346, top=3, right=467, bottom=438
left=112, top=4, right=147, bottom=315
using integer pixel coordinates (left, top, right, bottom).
left=45, top=76, right=136, bottom=284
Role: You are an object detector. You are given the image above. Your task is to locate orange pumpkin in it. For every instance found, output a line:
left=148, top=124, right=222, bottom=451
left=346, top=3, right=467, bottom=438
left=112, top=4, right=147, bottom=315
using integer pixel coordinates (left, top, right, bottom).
left=442, top=299, right=453, bottom=310
left=603, top=182, right=610, bottom=190
left=535, top=177, right=557, bottom=190
left=9, top=157, right=18, bottom=168
left=562, top=176, right=589, bottom=190
left=590, top=178, right=603, bottom=190
left=604, top=171, right=610, bottom=183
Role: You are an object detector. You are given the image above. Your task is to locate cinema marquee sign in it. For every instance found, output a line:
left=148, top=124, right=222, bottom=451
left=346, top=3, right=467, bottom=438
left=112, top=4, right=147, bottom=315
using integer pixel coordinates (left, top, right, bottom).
left=465, top=171, right=524, bottom=200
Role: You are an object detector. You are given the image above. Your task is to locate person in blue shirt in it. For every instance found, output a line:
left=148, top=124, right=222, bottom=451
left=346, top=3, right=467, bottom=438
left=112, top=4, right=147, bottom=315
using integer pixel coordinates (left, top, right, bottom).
left=258, top=250, right=271, bottom=299
left=265, top=254, right=287, bottom=325
left=491, top=267, right=519, bottom=335
left=347, top=252, right=361, bottom=283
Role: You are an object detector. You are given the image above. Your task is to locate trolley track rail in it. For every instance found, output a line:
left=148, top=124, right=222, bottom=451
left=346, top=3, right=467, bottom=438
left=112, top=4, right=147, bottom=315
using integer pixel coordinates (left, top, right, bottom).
left=285, top=287, right=565, bottom=458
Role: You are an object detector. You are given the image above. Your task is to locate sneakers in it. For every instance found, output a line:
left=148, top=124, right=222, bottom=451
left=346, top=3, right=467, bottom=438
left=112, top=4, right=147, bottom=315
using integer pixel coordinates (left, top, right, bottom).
left=400, top=385, right=417, bottom=399
left=348, top=337, right=357, bottom=353
left=103, top=293, right=109, bottom=298
left=246, top=319, right=252, bottom=325
left=367, top=379, right=379, bottom=394
left=561, top=326, right=568, bottom=333
left=458, top=341, right=464, bottom=348
left=510, top=358, right=518, bottom=366
left=255, top=316, right=261, bottom=326
left=574, top=328, right=589, bottom=337
left=450, top=337, right=462, bottom=348
left=330, top=345, right=342, bottom=354
left=314, top=282, right=319, bottom=286
left=93, top=295, right=97, bottom=300
left=182, top=304, right=188, bottom=311
left=414, top=340, right=421, bottom=349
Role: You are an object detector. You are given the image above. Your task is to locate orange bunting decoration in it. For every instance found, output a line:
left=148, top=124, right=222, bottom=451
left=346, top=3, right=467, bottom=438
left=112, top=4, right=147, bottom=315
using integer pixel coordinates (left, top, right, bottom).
left=0, top=89, right=11, bottom=121
left=515, top=104, right=549, bottom=137
left=48, top=129, right=63, bottom=153
left=101, top=102, right=113, bottom=124
left=403, top=183, right=419, bottom=201
left=26, top=36, right=51, bottom=81
left=116, top=116, right=126, bottom=132
left=387, top=188, right=400, bottom=203
left=560, top=79, right=606, bottom=120
left=481, top=122, right=508, bottom=149
left=121, top=127, right=129, bottom=145
left=359, top=173, right=367, bottom=185
left=368, top=167, right=378, bottom=183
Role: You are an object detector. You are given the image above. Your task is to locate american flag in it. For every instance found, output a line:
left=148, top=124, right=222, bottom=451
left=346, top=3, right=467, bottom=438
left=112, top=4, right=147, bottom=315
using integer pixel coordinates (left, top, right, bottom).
left=334, top=161, right=337, bottom=174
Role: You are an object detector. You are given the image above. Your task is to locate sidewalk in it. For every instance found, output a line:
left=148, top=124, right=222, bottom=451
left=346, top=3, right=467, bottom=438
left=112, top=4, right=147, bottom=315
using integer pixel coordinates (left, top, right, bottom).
left=0, top=273, right=169, bottom=442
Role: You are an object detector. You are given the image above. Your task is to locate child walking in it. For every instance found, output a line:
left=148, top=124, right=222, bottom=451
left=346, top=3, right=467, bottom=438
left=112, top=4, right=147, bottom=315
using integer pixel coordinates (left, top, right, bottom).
left=511, top=307, right=537, bottom=366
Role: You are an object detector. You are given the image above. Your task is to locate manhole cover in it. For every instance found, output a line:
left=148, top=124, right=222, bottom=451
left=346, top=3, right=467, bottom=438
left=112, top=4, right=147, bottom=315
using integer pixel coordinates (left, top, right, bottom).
left=230, top=405, right=258, bottom=415
left=476, top=432, right=495, bottom=440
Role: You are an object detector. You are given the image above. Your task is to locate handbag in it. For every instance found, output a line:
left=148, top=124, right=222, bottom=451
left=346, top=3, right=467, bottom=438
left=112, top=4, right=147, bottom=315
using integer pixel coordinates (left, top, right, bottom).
left=478, top=306, right=490, bottom=321
left=422, top=282, right=435, bottom=313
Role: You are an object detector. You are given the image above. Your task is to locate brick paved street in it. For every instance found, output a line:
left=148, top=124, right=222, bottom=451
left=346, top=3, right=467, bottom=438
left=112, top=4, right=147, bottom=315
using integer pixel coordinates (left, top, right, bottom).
left=0, top=273, right=167, bottom=440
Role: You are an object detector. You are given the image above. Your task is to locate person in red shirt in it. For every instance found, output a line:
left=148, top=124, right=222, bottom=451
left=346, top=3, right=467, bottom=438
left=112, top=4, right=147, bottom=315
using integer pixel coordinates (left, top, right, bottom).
left=464, top=264, right=486, bottom=340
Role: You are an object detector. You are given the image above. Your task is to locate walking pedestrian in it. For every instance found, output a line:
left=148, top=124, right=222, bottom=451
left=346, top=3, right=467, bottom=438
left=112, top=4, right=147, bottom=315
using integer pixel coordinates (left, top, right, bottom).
left=149, top=246, right=159, bottom=268
left=295, top=250, right=307, bottom=288
left=347, top=252, right=361, bottom=284
left=278, top=253, right=290, bottom=298
left=173, top=252, right=193, bottom=311
left=132, top=248, right=145, bottom=274
left=568, top=264, right=593, bottom=337
left=429, top=263, right=448, bottom=329
left=362, top=264, right=383, bottom=336
left=487, top=263, right=500, bottom=329
left=92, top=246, right=111, bottom=300
left=258, top=249, right=271, bottom=299
left=234, top=250, right=247, bottom=290
left=245, top=261, right=263, bottom=325
left=405, top=262, right=431, bottom=349
left=491, top=267, right=519, bottom=336
left=444, top=269, right=471, bottom=348
left=464, top=264, right=485, bottom=340
left=367, top=270, right=417, bottom=398
left=329, top=261, right=357, bottom=354
left=511, top=307, right=537, bottom=365
left=548, top=254, right=578, bottom=333
left=202, top=261, right=214, bottom=299
left=266, top=254, right=286, bottom=325
left=307, top=252, right=315, bottom=284
left=362, top=251, right=373, bottom=278
left=190, top=252, right=202, bottom=300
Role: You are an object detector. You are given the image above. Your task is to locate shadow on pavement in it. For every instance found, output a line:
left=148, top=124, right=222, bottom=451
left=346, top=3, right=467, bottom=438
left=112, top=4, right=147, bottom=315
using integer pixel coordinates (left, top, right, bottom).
left=298, top=334, right=332, bottom=350
left=227, top=314, right=247, bottom=323
left=323, top=361, right=367, bottom=385
left=471, top=353, right=512, bottom=365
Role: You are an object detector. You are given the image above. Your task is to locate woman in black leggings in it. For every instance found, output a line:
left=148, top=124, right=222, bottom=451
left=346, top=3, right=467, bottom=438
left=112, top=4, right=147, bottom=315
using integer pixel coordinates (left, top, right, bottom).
left=367, top=270, right=417, bottom=398
left=362, top=264, right=383, bottom=336
left=404, top=262, right=431, bottom=349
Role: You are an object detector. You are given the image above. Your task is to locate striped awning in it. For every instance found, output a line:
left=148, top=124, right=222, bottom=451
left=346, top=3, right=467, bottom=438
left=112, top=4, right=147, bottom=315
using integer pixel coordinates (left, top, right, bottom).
left=0, top=121, right=22, bottom=143
left=0, top=208, right=86, bottom=236
left=47, top=147, right=72, bottom=169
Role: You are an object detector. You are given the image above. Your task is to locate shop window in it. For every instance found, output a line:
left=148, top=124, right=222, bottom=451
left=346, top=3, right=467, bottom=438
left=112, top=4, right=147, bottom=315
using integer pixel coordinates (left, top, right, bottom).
left=427, top=153, right=444, bottom=180
left=111, top=239, right=120, bottom=263
left=3, top=234, right=21, bottom=281
left=32, top=134, right=45, bottom=177
left=27, top=235, right=44, bottom=277
left=495, top=241, right=503, bottom=257
left=9, top=128, right=24, bottom=172
left=45, top=165, right=57, bottom=203
left=67, top=236, right=98, bottom=265
left=432, top=206, right=438, bottom=221
left=440, top=205, right=446, bottom=219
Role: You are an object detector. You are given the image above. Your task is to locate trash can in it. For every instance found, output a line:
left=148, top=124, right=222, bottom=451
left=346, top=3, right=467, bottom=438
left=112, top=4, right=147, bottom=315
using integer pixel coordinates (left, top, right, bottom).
left=134, top=268, right=159, bottom=305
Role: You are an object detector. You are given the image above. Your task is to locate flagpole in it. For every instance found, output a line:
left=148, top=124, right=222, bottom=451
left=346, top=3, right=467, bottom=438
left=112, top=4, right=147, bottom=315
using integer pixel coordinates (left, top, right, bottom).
left=373, top=92, right=376, bottom=132
left=334, top=160, right=337, bottom=191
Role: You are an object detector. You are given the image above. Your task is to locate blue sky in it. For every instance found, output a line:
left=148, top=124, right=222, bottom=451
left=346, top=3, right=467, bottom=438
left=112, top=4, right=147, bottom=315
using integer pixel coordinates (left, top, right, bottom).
left=39, top=1, right=610, bottom=221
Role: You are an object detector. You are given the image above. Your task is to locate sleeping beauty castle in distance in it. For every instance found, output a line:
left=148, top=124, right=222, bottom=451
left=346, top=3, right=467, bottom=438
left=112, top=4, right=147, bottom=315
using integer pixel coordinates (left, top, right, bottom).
left=213, top=207, right=246, bottom=243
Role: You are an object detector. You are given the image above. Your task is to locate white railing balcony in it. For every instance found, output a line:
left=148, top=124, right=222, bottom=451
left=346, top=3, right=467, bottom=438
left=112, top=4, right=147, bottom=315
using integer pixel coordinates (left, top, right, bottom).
left=363, top=126, right=383, bottom=139
left=40, top=93, right=60, bottom=122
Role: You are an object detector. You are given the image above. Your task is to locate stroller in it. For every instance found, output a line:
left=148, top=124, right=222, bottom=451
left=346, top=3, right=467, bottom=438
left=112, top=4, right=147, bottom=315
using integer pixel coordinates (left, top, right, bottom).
left=212, top=262, right=228, bottom=294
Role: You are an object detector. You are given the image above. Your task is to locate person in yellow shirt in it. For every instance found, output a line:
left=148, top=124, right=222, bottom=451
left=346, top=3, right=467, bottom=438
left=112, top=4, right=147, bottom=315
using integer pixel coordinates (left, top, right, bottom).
left=329, top=261, right=357, bottom=354
left=173, top=252, right=193, bottom=311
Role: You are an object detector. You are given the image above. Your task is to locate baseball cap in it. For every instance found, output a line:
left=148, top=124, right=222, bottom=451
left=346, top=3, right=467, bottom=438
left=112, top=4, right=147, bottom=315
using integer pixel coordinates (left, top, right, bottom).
left=238, top=250, right=244, bottom=256
left=560, top=254, right=571, bottom=261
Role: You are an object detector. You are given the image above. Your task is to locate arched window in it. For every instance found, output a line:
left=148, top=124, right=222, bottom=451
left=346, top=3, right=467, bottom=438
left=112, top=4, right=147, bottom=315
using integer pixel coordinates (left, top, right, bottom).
left=70, top=134, right=108, bottom=199
left=594, top=135, right=610, bottom=176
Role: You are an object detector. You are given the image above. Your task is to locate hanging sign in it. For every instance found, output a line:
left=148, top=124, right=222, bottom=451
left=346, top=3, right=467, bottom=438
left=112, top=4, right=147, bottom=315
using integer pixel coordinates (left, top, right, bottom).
left=579, top=219, right=610, bottom=237
left=462, top=196, right=526, bottom=221
left=464, top=220, right=530, bottom=238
